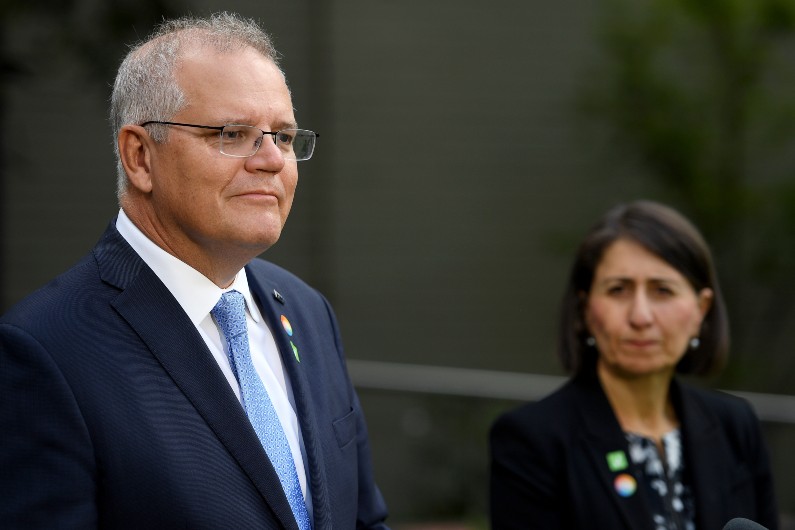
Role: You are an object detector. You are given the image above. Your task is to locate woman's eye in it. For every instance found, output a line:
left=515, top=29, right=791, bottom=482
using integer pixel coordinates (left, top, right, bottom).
left=653, top=286, right=674, bottom=297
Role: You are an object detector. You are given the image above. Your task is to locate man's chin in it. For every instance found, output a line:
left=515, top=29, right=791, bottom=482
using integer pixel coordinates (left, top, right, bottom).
left=246, top=229, right=283, bottom=254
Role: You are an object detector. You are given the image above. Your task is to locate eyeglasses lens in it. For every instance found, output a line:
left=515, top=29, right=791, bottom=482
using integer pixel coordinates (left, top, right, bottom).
left=220, top=125, right=315, bottom=160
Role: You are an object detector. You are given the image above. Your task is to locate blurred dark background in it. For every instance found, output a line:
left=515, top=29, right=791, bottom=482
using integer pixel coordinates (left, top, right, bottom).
left=3, top=0, right=794, bottom=527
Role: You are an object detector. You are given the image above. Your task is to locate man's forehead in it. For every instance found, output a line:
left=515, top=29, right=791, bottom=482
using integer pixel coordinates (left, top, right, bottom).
left=175, top=46, right=286, bottom=92
left=174, top=49, right=295, bottom=124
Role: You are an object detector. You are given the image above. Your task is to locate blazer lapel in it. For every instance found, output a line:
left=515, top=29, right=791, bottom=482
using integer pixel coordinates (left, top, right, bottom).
left=247, top=271, right=332, bottom=530
left=96, top=224, right=299, bottom=530
left=672, top=382, right=729, bottom=530
left=575, top=374, right=654, bottom=530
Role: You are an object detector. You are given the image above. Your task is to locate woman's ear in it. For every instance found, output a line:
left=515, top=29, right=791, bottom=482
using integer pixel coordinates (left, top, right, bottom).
left=118, top=125, right=154, bottom=194
left=697, top=288, right=714, bottom=319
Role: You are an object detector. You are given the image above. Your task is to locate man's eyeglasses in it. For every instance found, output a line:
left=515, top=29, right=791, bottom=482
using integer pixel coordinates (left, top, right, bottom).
left=140, top=121, right=318, bottom=161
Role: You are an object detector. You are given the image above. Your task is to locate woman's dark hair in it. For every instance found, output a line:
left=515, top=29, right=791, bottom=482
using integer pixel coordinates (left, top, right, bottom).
left=558, top=200, right=729, bottom=376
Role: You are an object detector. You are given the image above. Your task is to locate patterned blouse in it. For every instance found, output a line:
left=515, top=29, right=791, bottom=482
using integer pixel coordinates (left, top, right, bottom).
left=626, top=429, right=696, bottom=530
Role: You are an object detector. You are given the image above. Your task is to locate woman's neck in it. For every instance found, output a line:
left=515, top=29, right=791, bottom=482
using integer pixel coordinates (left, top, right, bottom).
left=597, top=362, right=679, bottom=448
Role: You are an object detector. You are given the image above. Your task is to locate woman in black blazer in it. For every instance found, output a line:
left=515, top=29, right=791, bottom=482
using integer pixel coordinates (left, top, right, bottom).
left=490, top=201, right=779, bottom=530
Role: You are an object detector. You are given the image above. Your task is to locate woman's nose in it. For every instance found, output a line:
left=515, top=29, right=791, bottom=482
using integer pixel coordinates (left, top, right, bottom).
left=628, top=292, right=653, bottom=327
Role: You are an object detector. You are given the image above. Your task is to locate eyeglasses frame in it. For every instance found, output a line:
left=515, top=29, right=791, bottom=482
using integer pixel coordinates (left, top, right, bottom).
left=139, top=120, right=319, bottom=161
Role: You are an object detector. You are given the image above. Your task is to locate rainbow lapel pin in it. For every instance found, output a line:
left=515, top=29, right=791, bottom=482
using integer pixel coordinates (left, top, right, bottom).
left=613, top=474, right=637, bottom=498
left=280, top=314, right=300, bottom=362
left=280, top=315, right=293, bottom=336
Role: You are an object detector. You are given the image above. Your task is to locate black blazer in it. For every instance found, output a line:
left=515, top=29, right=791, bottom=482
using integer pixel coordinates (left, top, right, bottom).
left=0, top=222, right=389, bottom=529
left=489, top=370, right=779, bottom=530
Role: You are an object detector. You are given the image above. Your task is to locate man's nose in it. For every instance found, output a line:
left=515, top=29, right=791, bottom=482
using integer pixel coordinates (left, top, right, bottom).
left=245, top=134, right=286, bottom=172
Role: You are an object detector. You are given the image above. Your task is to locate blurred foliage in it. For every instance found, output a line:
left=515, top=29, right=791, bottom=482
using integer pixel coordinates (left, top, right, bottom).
left=0, top=0, right=185, bottom=306
left=1, top=0, right=184, bottom=83
left=582, top=0, right=795, bottom=393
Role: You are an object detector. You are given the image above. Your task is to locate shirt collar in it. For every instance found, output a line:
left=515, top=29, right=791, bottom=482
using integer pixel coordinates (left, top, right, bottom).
left=115, top=209, right=262, bottom=325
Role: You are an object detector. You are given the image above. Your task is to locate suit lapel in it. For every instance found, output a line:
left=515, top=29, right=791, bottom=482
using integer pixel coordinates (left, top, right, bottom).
left=247, top=270, right=332, bottom=530
left=96, top=224, right=299, bottom=530
left=575, top=374, right=654, bottom=530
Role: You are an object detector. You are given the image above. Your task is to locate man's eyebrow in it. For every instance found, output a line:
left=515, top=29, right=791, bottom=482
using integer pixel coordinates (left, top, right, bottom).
left=210, top=113, right=291, bottom=125
left=228, top=118, right=299, bottom=130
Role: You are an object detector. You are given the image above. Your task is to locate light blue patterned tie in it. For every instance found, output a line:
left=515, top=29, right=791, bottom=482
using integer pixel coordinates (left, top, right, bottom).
left=212, top=290, right=311, bottom=530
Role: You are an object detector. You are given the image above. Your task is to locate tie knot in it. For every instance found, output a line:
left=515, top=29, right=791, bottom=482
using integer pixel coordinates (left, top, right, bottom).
left=211, top=290, right=247, bottom=338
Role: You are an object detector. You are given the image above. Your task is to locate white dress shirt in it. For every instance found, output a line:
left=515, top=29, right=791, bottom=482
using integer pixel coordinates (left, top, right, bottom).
left=115, top=209, right=311, bottom=506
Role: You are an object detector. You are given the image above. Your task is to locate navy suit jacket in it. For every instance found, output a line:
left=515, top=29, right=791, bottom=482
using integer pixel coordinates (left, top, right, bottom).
left=490, top=370, right=779, bottom=530
left=0, top=222, right=389, bottom=529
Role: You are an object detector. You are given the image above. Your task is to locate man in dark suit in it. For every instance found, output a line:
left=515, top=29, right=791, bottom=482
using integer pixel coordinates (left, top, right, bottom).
left=0, top=12, right=389, bottom=529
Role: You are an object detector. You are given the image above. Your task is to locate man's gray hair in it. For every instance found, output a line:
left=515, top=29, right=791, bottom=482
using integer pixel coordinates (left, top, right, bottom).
left=109, top=12, right=281, bottom=200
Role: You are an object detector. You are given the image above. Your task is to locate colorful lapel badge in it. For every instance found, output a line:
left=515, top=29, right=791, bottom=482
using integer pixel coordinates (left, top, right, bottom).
left=606, top=450, right=628, bottom=472
left=606, top=450, right=636, bottom=497
left=280, top=314, right=300, bottom=362
left=280, top=315, right=293, bottom=336
left=613, top=474, right=637, bottom=498
left=606, top=450, right=638, bottom=497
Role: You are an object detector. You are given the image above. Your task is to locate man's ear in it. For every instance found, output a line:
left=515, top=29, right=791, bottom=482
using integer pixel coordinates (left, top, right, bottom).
left=118, top=125, right=154, bottom=194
